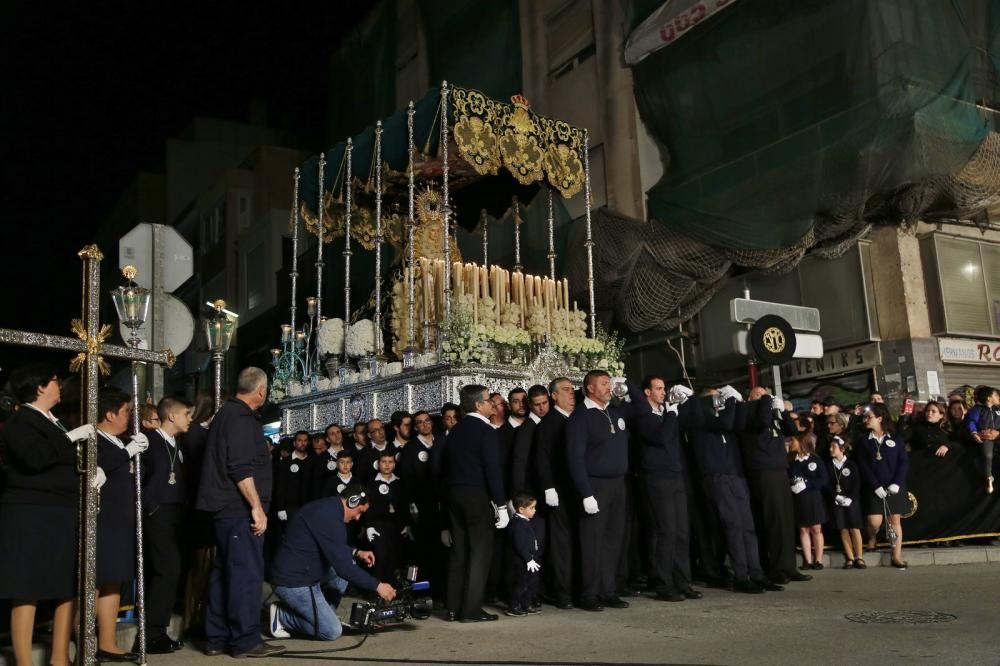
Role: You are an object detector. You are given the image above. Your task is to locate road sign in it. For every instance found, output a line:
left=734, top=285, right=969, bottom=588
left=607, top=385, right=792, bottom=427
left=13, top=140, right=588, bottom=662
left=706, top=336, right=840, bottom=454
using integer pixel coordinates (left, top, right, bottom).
left=119, top=223, right=193, bottom=292
left=734, top=330, right=824, bottom=359
left=729, top=298, right=820, bottom=332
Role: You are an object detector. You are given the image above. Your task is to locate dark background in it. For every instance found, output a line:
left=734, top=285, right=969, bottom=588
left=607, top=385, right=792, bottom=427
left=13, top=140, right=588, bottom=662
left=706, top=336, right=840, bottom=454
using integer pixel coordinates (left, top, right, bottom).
left=1, top=2, right=374, bottom=379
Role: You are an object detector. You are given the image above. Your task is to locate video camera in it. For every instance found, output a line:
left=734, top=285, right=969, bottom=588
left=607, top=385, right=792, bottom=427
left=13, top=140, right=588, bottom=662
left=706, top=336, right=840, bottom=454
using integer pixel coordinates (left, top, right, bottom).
left=349, top=566, right=432, bottom=631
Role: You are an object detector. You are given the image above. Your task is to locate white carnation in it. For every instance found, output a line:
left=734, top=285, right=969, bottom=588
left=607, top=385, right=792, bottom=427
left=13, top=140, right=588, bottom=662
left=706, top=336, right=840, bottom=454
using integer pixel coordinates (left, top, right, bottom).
left=318, top=318, right=345, bottom=356
left=345, top=319, right=375, bottom=358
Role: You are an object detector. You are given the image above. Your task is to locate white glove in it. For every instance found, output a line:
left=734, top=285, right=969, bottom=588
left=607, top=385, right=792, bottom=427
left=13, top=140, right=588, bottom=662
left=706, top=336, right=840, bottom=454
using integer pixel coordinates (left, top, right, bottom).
left=408, top=502, right=419, bottom=516
left=494, top=504, right=510, bottom=529
left=773, top=396, right=785, bottom=412
left=835, top=495, right=853, bottom=507
left=668, top=385, right=694, bottom=405
left=401, top=526, right=415, bottom=540
left=526, top=559, right=541, bottom=573
left=441, top=529, right=453, bottom=547
left=544, top=488, right=559, bottom=507
left=125, top=433, right=149, bottom=458
left=277, top=510, right=288, bottom=521
left=582, top=496, right=599, bottom=514
left=875, top=486, right=888, bottom=499
left=66, top=424, right=96, bottom=442
left=366, top=527, right=381, bottom=542
left=888, top=484, right=900, bottom=495
left=665, top=402, right=679, bottom=416
left=92, top=467, right=107, bottom=489
left=721, top=385, right=743, bottom=403
left=791, top=480, right=807, bottom=494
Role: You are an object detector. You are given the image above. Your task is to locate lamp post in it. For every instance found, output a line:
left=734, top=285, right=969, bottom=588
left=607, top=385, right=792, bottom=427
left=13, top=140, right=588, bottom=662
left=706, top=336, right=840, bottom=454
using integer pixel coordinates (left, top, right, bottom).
left=110, top=265, right=151, bottom=666
left=205, top=299, right=235, bottom=411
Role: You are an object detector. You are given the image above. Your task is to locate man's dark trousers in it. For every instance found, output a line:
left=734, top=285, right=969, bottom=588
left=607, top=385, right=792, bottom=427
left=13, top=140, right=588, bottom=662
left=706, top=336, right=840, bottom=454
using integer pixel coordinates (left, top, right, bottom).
left=145, top=504, right=183, bottom=639
left=204, top=516, right=265, bottom=653
left=746, top=468, right=797, bottom=578
left=578, top=477, right=626, bottom=604
left=446, top=486, right=495, bottom=618
left=642, top=475, right=691, bottom=594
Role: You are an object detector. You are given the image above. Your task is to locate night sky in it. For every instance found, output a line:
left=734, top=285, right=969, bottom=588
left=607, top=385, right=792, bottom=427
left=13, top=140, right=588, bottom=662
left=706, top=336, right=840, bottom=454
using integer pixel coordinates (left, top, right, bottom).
left=2, top=2, right=373, bottom=378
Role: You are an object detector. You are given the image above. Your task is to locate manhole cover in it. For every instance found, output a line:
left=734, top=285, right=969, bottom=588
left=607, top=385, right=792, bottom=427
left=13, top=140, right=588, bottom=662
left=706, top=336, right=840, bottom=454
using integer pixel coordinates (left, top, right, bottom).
left=845, top=610, right=957, bottom=625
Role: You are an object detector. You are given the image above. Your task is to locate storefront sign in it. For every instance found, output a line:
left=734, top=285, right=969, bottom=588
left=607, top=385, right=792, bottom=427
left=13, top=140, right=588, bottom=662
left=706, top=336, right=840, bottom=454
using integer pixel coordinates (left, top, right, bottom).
left=625, top=0, right=741, bottom=64
left=779, top=342, right=880, bottom=382
left=938, top=337, right=1000, bottom=365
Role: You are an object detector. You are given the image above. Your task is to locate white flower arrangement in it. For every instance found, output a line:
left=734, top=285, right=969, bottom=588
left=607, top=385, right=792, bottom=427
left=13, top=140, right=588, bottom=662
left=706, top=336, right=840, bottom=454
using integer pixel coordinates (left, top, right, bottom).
left=345, top=319, right=375, bottom=358
left=318, top=318, right=345, bottom=356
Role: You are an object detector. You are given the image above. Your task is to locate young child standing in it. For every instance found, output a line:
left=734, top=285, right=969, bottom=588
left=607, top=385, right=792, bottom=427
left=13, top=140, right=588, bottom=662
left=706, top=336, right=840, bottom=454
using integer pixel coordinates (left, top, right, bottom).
left=363, top=450, right=410, bottom=581
left=828, top=435, right=865, bottom=569
left=507, top=493, right=541, bottom=617
left=788, top=433, right=828, bottom=570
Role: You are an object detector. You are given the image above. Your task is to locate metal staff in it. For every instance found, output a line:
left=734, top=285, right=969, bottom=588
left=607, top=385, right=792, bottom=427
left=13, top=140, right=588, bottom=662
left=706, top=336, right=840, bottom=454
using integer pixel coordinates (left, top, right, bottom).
left=481, top=209, right=489, bottom=269
left=343, top=139, right=354, bottom=365
left=111, top=266, right=151, bottom=665
left=547, top=187, right=556, bottom=281
left=513, top=196, right=523, bottom=273
left=440, top=80, right=452, bottom=319
left=583, top=130, right=596, bottom=337
left=289, top=168, right=300, bottom=342
left=374, top=121, right=383, bottom=357
left=316, top=154, right=326, bottom=327
left=405, top=101, right=416, bottom=362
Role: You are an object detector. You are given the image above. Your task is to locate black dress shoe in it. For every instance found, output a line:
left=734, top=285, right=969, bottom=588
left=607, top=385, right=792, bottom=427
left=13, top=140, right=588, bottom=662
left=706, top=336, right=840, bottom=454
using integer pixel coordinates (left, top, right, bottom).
left=96, top=650, right=137, bottom=663
left=786, top=571, right=812, bottom=582
left=137, top=635, right=176, bottom=655
left=231, top=643, right=287, bottom=658
left=578, top=600, right=605, bottom=612
left=460, top=610, right=498, bottom=622
left=754, top=578, right=784, bottom=592
left=444, top=610, right=457, bottom=622
left=683, top=588, right=703, bottom=600
left=705, top=576, right=734, bottom=589
left=203, top=647, right=226, bottom=657
left=734, top=578, right=765, bottom=594
left=769, top=572, right=790, bottom=585
left=654, top=591, right=685, bottom=602
left=555, top=600, right=574, bottom=610
left=604, top=597, right=630, bottom=609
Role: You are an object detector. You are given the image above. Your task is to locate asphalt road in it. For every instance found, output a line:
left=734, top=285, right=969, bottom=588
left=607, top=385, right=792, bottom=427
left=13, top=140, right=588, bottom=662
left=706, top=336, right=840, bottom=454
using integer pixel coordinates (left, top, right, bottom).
left=140, top=562, right=1000, bottom=666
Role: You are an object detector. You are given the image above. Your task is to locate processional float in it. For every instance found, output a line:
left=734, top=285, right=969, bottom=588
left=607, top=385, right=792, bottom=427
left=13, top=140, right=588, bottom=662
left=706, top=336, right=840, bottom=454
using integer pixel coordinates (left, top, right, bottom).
left=272, top=82, right=625, bottom=432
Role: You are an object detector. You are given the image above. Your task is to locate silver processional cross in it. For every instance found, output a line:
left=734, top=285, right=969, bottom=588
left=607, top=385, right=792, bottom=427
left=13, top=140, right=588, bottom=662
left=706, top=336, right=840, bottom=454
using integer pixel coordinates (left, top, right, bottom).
left=0, top=245, right=174, bottom=666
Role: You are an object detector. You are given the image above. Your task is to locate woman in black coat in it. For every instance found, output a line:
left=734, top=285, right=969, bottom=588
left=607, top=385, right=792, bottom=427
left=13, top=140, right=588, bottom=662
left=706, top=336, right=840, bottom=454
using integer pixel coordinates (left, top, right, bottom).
left=0, top=363, right=83, bottom=666
left=909, top=401, right=950, bottom=456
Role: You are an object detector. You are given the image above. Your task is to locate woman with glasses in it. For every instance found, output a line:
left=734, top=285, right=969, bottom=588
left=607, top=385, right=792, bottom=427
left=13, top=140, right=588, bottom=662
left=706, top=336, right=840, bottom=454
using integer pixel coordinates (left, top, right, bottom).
left=856, top=403, right=908, bottom=568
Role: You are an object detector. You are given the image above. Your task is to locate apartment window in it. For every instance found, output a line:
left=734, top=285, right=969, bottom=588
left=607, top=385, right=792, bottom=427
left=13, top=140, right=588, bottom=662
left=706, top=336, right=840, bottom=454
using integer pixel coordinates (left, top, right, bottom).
left=922, top=233, right=1000, bottom=337
left=245, top=243, right=265, bottom=312
left=546, top=0, right=595, bottom=79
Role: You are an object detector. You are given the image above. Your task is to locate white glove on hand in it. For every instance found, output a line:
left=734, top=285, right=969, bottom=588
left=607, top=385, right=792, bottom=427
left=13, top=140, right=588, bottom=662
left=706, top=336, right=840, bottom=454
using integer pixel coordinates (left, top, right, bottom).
left=401, top=526, right=415, bottom=540
left=494, top=504, right=510, bottom=529
left=888, top=484, right=900, bottom=495
left=408, top=502, right=419, bottom=516
left=366, top=527, right=381, bottom=542
left=875, top=486, right=888, bottom=499
left=92, top=467, right=107, bottom=489
left=668, top=385, right=694, bottom=405
left=582, top=496, right=599, bottom=515
left=125, top=433, right=149, bottom=458
left=773, top=396, right=785, bottom=412
left=791, top=480, right=807, bottom=494
left=526, top=559, right=541, bottom=573
left=841, top=496, right=853, bottom=507
left=277, top=510, right=288, bottom=521
left=665, top=402, right=679, bottom=416
left=65, top=424, right=96, bottom=442
left=544, top=488, right=559, bottom=507
left=441, top=529, right=453, bottom=547
left=720, top=385, right=743, bottom=403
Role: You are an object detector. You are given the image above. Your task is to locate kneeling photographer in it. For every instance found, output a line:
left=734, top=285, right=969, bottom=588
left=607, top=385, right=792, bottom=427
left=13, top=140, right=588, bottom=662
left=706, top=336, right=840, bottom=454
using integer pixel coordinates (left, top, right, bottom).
left=268, top=483, right=397, bottom=640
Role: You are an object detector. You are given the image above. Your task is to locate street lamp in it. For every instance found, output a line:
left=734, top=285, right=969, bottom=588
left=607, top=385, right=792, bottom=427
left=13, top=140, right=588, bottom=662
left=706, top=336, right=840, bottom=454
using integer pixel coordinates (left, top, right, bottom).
left=205, top=299, right=235, bottom=411
left=110, top=265, right=151, bottom=665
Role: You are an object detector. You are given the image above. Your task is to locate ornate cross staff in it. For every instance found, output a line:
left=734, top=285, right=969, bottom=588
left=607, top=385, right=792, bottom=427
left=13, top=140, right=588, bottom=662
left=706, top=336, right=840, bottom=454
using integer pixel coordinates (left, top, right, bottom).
left=0, top=245, right=174, bottom=666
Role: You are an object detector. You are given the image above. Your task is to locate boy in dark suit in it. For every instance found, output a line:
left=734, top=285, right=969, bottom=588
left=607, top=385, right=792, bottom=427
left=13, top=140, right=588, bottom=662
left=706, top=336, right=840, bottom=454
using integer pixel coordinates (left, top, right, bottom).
left=506, top=493, right=541, bottom=616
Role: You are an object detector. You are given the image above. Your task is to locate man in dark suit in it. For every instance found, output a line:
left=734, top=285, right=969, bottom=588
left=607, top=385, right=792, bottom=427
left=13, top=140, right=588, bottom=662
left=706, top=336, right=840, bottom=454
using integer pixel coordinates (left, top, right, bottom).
left=432, top=384, right=508, bottom=622
left=139, top=397, right=193, bottom=653
left=535, top=377, right=576, bottom=608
